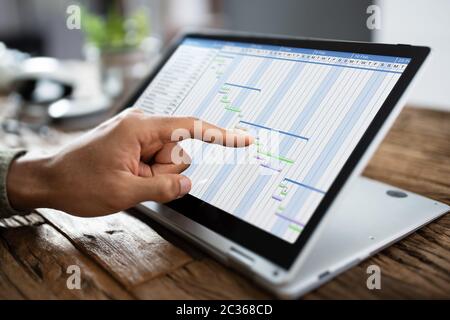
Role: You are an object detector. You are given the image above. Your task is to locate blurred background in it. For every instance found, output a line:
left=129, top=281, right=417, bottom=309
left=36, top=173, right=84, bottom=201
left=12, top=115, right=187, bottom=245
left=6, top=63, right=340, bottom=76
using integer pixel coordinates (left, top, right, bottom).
left=0, top=0, right=448, bottom=149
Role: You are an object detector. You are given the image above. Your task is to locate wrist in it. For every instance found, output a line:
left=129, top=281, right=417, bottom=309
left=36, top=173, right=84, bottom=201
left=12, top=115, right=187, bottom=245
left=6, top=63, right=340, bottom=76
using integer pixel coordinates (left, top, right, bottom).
left=6, top=153, right=55, bottom=211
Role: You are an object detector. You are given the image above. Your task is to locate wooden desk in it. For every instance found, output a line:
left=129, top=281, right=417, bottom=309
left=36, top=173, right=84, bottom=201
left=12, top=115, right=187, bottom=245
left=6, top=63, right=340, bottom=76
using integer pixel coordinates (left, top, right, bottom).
left=0, top=107, right=449, bottom=299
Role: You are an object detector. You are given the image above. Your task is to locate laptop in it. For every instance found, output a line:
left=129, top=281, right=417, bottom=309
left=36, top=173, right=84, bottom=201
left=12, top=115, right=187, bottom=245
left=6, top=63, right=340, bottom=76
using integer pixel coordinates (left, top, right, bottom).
left=127, top=30, right=449, bottom=298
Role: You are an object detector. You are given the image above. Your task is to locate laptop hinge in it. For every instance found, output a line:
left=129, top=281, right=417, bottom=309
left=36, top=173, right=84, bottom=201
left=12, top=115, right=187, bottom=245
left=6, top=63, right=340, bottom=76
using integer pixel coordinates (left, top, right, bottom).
left=227, top=247, right=255, bottom=274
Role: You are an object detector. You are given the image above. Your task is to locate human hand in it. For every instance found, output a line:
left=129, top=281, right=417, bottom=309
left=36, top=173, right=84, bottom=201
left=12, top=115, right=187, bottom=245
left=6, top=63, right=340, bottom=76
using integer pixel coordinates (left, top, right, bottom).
left=6, top=108, right=253, bottom=217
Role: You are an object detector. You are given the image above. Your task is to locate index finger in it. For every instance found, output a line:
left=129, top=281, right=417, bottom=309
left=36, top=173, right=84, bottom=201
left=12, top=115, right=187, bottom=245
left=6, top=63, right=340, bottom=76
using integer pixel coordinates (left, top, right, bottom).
left=156, top=116, right=254, bottom=147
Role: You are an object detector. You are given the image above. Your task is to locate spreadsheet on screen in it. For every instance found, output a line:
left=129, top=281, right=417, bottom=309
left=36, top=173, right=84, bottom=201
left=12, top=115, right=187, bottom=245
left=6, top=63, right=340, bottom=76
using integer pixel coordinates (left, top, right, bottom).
left=135, top=37, right=410, bottom=243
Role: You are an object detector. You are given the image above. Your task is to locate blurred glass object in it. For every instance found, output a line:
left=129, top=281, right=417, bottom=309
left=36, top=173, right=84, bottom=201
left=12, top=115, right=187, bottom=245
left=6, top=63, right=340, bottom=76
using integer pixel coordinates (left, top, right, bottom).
left=81, top=0, right=161, bottom=98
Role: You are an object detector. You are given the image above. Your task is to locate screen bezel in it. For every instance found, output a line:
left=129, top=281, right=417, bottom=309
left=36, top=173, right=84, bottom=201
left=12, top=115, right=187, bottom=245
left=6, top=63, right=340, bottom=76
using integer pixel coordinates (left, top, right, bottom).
left=124, top=31, right=429, bottom=269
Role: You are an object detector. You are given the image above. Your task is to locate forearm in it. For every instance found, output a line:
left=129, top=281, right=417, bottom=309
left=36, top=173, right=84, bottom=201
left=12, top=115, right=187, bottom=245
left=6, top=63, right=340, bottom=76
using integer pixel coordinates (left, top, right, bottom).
left=0, top=149, right=28, bottom=217
left=5, top=152, right=54, bottom=214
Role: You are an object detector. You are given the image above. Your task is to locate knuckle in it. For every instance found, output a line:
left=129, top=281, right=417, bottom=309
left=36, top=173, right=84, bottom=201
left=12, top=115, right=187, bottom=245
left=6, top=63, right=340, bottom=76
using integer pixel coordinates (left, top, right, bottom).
left=117, top=109, right=141, bottom=129
left=158, top=178, right=179, bottom=200
left=130, top=108, right=144, bottom=114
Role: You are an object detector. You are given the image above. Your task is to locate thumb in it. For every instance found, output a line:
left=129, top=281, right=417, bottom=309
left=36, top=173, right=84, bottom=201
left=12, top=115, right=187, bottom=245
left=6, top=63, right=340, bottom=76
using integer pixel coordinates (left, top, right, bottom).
left=130, top=174, right=192, bottom=203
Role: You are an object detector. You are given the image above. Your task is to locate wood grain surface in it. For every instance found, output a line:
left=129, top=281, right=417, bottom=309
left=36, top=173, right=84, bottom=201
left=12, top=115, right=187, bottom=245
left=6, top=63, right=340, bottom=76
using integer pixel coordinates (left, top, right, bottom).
left=0, top=107, right=449, bottom=299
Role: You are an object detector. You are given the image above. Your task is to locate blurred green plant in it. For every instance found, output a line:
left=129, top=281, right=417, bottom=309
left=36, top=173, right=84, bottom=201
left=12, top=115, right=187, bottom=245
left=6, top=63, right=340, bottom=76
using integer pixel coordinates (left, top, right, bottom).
left=81, top=3, right=150, bottom=51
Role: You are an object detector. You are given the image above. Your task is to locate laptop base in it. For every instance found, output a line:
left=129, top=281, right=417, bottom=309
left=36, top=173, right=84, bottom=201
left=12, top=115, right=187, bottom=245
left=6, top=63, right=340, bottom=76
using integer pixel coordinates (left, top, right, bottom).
left=276, top=176, right=449, bottom=298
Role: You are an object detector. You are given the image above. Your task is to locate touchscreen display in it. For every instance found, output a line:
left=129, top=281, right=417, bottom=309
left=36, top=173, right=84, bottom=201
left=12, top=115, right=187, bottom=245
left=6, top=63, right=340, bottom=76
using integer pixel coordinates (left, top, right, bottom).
left=135, top=37, right=410, bottom=243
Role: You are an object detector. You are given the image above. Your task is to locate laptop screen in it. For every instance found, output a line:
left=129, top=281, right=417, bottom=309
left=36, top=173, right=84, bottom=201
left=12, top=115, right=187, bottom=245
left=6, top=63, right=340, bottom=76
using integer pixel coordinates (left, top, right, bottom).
left=135, top=37, right=411, bottom=244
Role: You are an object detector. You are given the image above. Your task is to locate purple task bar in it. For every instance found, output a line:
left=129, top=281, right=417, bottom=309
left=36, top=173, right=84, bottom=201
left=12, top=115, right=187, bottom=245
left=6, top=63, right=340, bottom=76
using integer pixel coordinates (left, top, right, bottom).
left=272, top=195, right=283, bottom=201
left=260, top=163, right=282, bottom=172
left=275, top=213, right=305, bottom=227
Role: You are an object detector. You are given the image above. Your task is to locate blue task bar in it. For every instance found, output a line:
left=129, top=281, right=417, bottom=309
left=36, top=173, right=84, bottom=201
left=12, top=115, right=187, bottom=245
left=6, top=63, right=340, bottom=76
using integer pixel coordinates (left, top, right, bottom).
left=239, top=120, right=309, bottom=141
left=224, top=82, right=261, bottom=92
left=284, top=178, right=326, bottom=194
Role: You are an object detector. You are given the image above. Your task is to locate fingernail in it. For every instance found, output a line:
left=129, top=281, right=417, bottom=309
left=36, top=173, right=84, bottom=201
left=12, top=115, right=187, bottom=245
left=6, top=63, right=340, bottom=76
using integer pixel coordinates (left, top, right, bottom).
left=179, top=176, right=191, bottom=196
